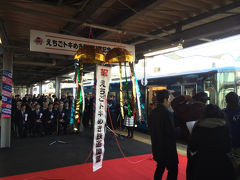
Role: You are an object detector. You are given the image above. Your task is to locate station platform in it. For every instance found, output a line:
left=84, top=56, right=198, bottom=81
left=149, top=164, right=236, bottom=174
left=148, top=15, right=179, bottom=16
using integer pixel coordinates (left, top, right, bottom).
left=0, top=129, right=187, bottom=180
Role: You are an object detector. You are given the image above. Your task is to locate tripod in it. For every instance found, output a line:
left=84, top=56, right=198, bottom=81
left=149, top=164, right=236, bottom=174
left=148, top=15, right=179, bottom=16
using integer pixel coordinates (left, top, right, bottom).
left=49, top=115, right=68, bottom=146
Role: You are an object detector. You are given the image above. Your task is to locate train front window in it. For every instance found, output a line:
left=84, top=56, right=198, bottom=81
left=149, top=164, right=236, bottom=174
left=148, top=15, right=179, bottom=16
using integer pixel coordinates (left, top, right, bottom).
left=217, top=71, right=235, bottom=109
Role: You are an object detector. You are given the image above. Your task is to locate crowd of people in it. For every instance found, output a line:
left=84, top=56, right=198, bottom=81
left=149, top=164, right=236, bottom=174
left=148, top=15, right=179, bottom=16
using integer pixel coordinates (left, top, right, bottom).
left=149, top=90, right=240, bottom=180
left=9, top=93, right=124, bottom=138
left=11, top=94, right=73, bottom=137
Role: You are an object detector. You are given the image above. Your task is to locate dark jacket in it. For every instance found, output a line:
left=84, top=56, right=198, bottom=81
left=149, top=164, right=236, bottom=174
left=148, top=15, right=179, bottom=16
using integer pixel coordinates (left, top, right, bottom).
left=149, top=104, right=178, bottom=164
left=15, top=110, right=29, bottom=127
left=187, top=118, right=235, bottom=180
left=33, top=109, right=43, bottom=123
left=223, top=107, right=240, bottom=148
left=57, top=108, right=70, bottom=124
left=43, top=109, right=55, bottom=124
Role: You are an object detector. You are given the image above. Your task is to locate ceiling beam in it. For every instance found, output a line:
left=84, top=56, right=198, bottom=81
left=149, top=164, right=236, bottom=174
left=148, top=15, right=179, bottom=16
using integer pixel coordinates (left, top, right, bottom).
left=0, top=4, right=167, bottom=41
left=14, top=59, right=57, bottom=67
left=61, top=0, right=106, bottom=33
left=93, top=0, right=162, bottom=39
left=128, top=1, right=240, bottom=45
left=12, top=0, right=74, bottom=10
left=135, top=13, right=240, bottom=58
left=0, top=18, right=9, bottom=46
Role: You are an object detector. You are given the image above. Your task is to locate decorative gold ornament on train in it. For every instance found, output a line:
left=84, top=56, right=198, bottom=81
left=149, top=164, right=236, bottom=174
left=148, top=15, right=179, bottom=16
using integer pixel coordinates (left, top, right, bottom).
left=105, top=48, right=133, bottom=64
left=74, top=45, right=105, bottom=64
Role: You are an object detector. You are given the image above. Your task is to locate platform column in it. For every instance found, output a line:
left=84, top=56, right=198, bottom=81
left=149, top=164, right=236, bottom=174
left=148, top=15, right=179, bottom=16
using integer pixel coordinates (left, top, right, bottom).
left=55, top=76, right=60, bottom=99
left=39, top=81, right=42, bottom=95
left=1, top=49, right=13, bottom=148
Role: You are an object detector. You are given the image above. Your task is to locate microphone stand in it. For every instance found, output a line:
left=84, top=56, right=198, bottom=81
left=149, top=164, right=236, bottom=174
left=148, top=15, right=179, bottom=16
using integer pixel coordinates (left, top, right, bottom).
left=49, top=111, right=68, bottom=146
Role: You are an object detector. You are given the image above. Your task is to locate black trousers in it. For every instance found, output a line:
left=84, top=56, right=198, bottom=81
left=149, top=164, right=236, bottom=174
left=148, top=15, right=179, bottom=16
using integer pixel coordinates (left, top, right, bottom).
left=58, top=122, right=67, bottom=135
left=44, top=122, right=53, bottom=135
left=127, top=127, right=133, bottom=137
left=154, top=161, right=178, bottom=180
left=83, top=110, right=90, bottom=128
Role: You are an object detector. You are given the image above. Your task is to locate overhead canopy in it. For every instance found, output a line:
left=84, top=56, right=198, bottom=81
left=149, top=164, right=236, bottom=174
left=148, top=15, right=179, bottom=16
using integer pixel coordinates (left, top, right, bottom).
left=0, top=0, right=240, bottom=86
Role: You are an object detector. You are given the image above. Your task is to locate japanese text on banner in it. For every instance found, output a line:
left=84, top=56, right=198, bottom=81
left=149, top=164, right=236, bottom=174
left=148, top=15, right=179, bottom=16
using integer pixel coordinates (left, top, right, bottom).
left=93, top=65, right=111, bottom=172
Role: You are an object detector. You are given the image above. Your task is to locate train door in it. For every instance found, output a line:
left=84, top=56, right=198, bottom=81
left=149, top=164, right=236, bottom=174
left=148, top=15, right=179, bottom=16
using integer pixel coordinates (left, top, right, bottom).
left=181, top=83, right=197, bottom=96
left=147, top=86, right=167, bottom=117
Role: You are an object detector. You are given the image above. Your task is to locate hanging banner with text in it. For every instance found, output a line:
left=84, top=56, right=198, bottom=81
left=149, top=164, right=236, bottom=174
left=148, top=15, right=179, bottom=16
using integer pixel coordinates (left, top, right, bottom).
left=1, top=70, right=12, bottom=118
left=30, top=30, right=135, bottom=58
left=93, top=65, right=111, bottom=172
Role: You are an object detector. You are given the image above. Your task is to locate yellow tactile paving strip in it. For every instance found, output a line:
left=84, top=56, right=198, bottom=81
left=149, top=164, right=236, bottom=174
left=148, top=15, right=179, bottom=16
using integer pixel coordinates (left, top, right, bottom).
left=115, top=130, right=187, bottom=156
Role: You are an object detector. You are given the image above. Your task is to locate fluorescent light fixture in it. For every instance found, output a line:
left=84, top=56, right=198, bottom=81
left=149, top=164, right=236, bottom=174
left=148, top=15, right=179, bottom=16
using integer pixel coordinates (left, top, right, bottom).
left=175, top=34, right=240, bottom=58
left=144, top=44, right=183, bottom=57
left=34, top=84, right=37, bottom=86
left=64, top=78, right=73, bottom=81
left=68, top=72, right=75, bottom=76
left=45, top=80, right=50, bottom=83
left=199, top=38, right=212, bottom=42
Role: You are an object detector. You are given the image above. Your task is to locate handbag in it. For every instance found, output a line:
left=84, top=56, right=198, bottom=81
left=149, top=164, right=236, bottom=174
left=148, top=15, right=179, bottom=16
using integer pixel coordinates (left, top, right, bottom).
left=227, top=150, right=240, bottom=178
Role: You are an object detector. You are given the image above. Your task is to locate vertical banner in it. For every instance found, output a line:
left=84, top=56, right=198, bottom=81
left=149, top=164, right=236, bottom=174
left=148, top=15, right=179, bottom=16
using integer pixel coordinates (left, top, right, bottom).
left=1, top=70, right=12, bottom=118
left=93, top=65, right=111, bottom=172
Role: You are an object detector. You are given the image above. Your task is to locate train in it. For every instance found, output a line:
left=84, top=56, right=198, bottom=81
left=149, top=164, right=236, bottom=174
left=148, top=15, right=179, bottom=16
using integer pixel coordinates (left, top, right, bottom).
left=61, top=66, right=240, bottom=131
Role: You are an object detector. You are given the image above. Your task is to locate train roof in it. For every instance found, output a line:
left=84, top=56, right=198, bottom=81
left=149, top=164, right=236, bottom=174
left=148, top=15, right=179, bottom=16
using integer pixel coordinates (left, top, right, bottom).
left=146, top=66, right=240, bottom=80
left=82, top=66, right=240, bottom=87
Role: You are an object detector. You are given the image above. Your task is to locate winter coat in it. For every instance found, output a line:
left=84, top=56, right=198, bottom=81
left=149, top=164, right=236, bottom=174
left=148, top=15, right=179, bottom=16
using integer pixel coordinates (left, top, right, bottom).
left=187, top=118, right=235, bottom=180
left=149, top=104, right=178, bottom=165
left=223, top=107, right=240, bottom=148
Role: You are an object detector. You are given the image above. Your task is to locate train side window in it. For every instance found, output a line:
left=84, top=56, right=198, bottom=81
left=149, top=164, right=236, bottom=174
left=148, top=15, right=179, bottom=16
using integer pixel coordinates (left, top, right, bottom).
left=217, top=71, right=235, bottom=109
left=203, top=73, right=217, bottom=105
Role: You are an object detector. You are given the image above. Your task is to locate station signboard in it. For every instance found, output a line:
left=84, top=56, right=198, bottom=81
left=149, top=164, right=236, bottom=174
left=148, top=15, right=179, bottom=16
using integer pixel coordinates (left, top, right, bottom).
left=30, top=30, right=135, bottom=58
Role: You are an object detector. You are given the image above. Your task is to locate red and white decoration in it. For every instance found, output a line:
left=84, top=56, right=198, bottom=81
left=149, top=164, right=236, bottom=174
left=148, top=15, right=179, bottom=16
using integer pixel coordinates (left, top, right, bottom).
left=93, top=65, right=112, bottom=172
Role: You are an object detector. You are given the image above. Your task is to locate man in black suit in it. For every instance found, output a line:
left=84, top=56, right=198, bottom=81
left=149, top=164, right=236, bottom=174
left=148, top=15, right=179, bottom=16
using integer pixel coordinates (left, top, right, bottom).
left=149, top=90, right=178, bottom=180
left=57, top=104, right=70, bottom=135
left=15, top=104, right=29, bottom=137
left=53, top=102, right=59, bottom=132
left=43, top=103, right=55, bottom=135
left=83, top=94, right=93, bottom=128
left=41, top=100, right=48, bottom=113
left=33, top=103, right=44, bottom=136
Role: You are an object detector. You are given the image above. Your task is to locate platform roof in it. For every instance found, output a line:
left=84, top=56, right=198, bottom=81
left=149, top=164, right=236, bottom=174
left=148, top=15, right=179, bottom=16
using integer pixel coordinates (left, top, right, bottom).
left=0, top=0, right=240, bottom=86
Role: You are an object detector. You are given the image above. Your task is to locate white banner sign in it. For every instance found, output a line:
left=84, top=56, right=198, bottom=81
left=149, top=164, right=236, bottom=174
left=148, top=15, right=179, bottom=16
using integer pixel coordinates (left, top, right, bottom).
left=30, top=30, right=135, bottom=58
left=93, top=65, right=111, bottom=172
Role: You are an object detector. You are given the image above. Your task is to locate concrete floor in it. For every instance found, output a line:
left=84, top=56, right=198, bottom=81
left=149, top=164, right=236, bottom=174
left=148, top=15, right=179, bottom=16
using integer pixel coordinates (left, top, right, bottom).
left=116, top=129, right=187, bottom=155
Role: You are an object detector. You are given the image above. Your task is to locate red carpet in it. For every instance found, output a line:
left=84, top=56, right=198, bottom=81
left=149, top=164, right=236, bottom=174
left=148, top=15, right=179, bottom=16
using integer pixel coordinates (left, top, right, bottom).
left=1, top=154, right=187, bottom=180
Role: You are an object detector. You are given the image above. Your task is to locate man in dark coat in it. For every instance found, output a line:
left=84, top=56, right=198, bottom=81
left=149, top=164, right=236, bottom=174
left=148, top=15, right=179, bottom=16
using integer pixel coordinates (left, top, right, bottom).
left=33, top=103, right=44, bottom=136
left=15, top=104, right=29, bottom=137
left=223, top=92, right=240, bottom=148
left=57, top=103, right=70, bottom=134
left=107, top=96, right=117, bottom=129
left=83, top=94, right=93, bottom=128
left=43, top=103, right=55, bottom=135
left=149, top=90, right=178, bottom=180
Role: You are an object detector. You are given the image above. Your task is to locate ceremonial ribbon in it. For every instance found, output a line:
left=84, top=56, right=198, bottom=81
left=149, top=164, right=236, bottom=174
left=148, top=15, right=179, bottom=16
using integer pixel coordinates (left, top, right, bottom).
left=129, top=62, right=137, bottom=122
left=75, top=68, right=80, bottom=123
left=134, top=71, right=145, bottom=121
left=70, top=64, right=78, bottom=125
left=75, top=61, right=84, bottom=126
left=124, top=62, right=131, bottom=116
left=119, top=62, right=124, bottom=120
left=79, top=62, right=84, bottom=124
